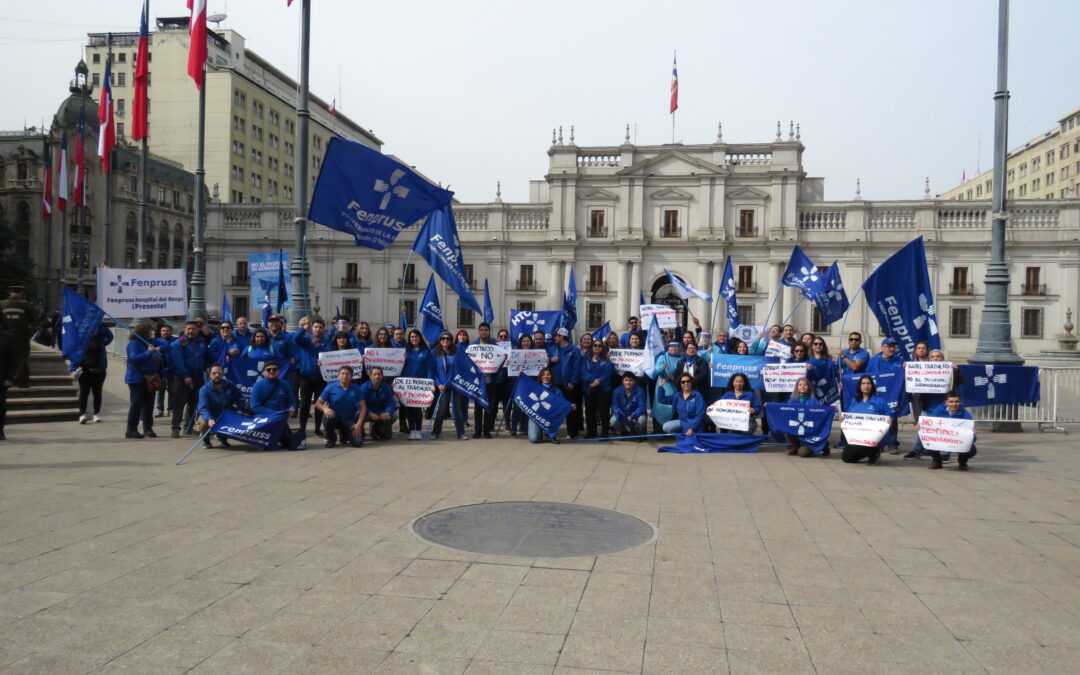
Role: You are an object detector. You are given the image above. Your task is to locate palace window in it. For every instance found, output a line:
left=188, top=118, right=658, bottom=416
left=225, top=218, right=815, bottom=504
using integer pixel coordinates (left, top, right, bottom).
left=737, top=265, right=754, bottom=293
left=588, top=265, right=604, bottom=291
left=518, top=264, right=534, bottom=291
left=586, top=302, right=605, bottom=331
left=1021, top=308, right=1043, bottom=339
left=589, top=210, right=606, bottom=237
left=738, top=209, right=755, bottom=237
left=457, top=303, right=474, bottom=328
left=661, top=210, right=680, bottom=237
left=951, top=266, right=971, bottom=295
left=950, top=307, right=971, bottom=338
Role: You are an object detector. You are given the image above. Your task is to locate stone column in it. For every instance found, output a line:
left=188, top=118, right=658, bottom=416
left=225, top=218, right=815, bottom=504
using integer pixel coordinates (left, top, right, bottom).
left=768, top=260, right=784, bottom=328
left=548, top=259, right=563, bottom=309
left=616, top=260, right=628, bottom=323
left=631, top=261, right=643, bottom=313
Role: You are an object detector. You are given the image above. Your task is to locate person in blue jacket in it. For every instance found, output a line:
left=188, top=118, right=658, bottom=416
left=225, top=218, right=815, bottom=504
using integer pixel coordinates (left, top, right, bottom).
left=507, top=333, right=534, bottom=438
left=549, top=327, right=583, bottom=438
left=125, top=320, right=163, bottom=439
left=840, top=374, right=893, bottom=465
left=867, top=337, right=906, bottom=453
left=610, top=372, right=648, bottom=437
left=921, top=391, right=976, bottom=471
left=581, top=340, right=614, bottom=438
left=431, top=332, right=466, bottom=440
left=401, top=329, right=433, bottom=440
left=471, top=323, right=500, bottom=439
left=70, top=324, right=113, bottom=424
left=359, top=366, right=398, bottom=441
left=196, top=363, right=242, bottom=449
left=169, top=321, right=210, bottom=438
left=719, top=372, right=762, bottom=434
left=316, top=365, right=366, bottom=448
left=292, top=316, right=334, bottom=438
left=208, top=321, right=243, bottom=367
left=657, top=373, right=707, bottom=436
left=242, top=329, right=276, bottom=359
left=784, top=377, right=829, bottom=458
left=250, top=360, right=299, bottom=449
left=526, top=367, right=573, bottom=444
left=152, top=323, right=177, bottom=418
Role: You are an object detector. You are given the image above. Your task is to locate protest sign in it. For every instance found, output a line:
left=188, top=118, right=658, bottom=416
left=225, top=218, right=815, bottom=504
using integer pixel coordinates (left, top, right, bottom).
left=466, top=343, right=508, bottom=374
left=639, top=303, right=677, bottom=329
left=496, top=341, right=512, bottom=352
left=917, top=416, right=975, bottom=453
left=765, top=340, right=792, bottom=360
left=840, top=412, right=892, bottom=446
left=762, top=363, right=809, bottom=393
left=710, top=354, right=778, bottom=389
left=707, top=399, right=751, bottom=431
left=319, top=349, right=364, bottom=381
left=248, top=252, right=290, bottom=310
left=363, top=348, right=405, bottom=377
left=904, top=361, right=953, bottom=394
left=609, top=349, right=645, bottom=375
left=392, top=377, right=436, bottom=408
left=96, top=266, right=187, bottom=317
left=506, top=349, right=548, bottom=376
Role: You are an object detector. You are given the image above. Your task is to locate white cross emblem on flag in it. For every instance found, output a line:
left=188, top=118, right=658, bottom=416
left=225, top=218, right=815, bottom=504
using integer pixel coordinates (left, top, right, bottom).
left=787, top=410, right=809, bottom=436
left=374, top=169, right=410, bottom=210
left=529, top=390, right=552, bottom=412
left=972, top=365, right=1007, bottom=400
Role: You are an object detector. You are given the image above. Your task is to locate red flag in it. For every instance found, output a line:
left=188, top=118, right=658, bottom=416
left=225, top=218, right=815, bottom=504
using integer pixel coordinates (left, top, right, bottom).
left=132, top=0, right=150, bottom=140
left=669, top=54, right=679, bottom=114
left=42, top=142, right=53, bottom=221
left=73, top=115, right=86, bottom=207
left=329, top=98, right=337, bottom=115
left=98, top=58, right=115, bottom=172
left=57, top=131, right=68, bottom=213
left=187, top=0, right=207, bottom=88
left=288, top=0, right=295, bottom=5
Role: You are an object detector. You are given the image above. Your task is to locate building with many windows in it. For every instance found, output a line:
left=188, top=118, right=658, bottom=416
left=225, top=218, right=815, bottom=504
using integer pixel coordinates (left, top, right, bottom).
left=84, top=17, right=380, bottom=205
left=940, top=105, right=1080, bottom=202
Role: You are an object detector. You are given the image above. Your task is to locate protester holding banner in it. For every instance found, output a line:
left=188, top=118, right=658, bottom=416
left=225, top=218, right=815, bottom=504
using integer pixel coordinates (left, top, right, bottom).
left=242, top=329, right=276, bottom=360
left=920, top=392, right=976, bottom=471
left=250, top=360, right=300, bottom=449
left=293, top=318, right=335, bottom=438
left=785, top=378, right=825, bottom=457
left=581, top=341, right=614, bottom=439
left=840, top=375, right=892, bottom=464
left=71, top=324, right=113, bottom=424
left=400, top=329, right=434, bottom=440
left=124, top=321, right=162, bottom=439
left=506, top=333, right=535, bottom=438
left=719, top=373, right=761, bottom=434
left=196, top=363, right=242, bottom=449
left=525, top=367, right=573, bottom=443
left=316, top=366, right=366, bottom=448
left=470, top=323, right=500, bottom=439
left=169, top=322, right=210, bottom=439
left=807, top=338, right=838, bottom=404
left=657, top=375, right=706, bottom=436
left=867, top=337, right=906, bottom=453
left=549, top=328, right=583, bottom=439
left=675, top=342, right=710, bottom=393
left=494, top=328, right=514, bottom=424
left=611, top=373, right=649, bottom=437
left=603, top=332, right=625, bottom=390
left=431, top=332, right=467, bottom=440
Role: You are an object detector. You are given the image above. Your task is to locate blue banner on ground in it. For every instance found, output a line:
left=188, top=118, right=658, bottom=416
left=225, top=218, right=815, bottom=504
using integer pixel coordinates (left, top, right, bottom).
left=658, top=433, right=767, bottom=453
left=419, top=275, right=444, bottom=345
left=782, top=246, right=827, bottom=300
left=61, top=287, right=106, bottom=368
left=211, top=409, right=289, bottom=450
left=411, top=205, right=483, bottom=313
left=765, top=403, right=834, bottom=454
left=308, top=137, right=454, bottom=250
left=512, top=377, right=571, bottom=436
left=815, top=262, right=849, bottom=326
left=225, top=355, right=292, bottom=399
left=711, top=354, right=778, bottom=389
left=509, top=310, right=564, bottom=345
left=248, top=252, right=290, bottom=312
left=958, top=364, right=1040, bottom=406
left=862, top=237, right=940, bottom=358
left=842, top=371, right=909, bottom=417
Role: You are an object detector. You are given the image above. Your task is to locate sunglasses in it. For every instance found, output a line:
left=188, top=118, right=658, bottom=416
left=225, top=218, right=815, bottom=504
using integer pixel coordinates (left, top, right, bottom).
left=812, top=342, right=824, bottom=346
left=848, top=338, right=861, bottom=342
left=440, top=337, right=452, bottom=341
left=264, top=367, right=279, bottom=373
left=221, top=326, right=233, bottom=330
left=680, top=379, right=693, bottom=384
left=210, top=371, right=224, bottom=376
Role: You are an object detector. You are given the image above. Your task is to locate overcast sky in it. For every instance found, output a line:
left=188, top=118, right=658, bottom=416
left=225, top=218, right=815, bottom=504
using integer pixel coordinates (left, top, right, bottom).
left=1, top=0, right=1074, bottom=203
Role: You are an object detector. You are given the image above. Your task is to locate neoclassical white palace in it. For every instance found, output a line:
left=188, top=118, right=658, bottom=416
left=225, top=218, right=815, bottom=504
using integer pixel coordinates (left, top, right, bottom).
left=205, top=125, right=1080, bottom=358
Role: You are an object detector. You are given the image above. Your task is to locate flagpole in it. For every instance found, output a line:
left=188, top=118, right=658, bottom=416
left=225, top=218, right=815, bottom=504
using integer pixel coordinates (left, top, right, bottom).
left=102, top=36, right=113, bottom=268
left=44, top=140, right=54, bottom=311
left=175, top=427, right=214, bottom=465
left=399, top=249, right=414, bottom=330
left=757, top=285, right=784, bottom=338
left=287, top=0, right=313, bottom=329
left=77, top=203, right=87, bottom=297
left=138, top=136, right=148, bottom=268
left=188, top=62, right=207, bottom=319
left=59, top=204, right=67, bottom=301
left=779, top=297, right=805, bottom=329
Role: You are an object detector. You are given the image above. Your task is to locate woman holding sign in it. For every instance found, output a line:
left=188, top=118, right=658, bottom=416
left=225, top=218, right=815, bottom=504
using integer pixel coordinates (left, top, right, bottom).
left=840, top=375, right=892, bottom=465
left=401, top=330, right=433, bottom=441
left=507, top=333, right=535, bottom=437
left=719, top=372, right=761, bottom=434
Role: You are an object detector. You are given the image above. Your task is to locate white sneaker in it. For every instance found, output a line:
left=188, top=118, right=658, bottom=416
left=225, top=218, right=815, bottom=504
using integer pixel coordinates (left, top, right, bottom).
left=91, top=415, right=102, bottom=424
left=78, top=414, right=88, bottom=424
left=411, top=430, right=421, bottom=440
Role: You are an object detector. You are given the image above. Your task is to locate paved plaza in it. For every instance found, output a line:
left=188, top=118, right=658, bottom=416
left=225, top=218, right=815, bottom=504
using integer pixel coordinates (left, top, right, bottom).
left=1, top=376, right=1079, bottom=673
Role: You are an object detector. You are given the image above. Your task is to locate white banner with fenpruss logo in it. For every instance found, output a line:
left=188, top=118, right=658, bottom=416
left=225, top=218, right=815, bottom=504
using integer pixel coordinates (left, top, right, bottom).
left=96, top=266, right=187, bottom=317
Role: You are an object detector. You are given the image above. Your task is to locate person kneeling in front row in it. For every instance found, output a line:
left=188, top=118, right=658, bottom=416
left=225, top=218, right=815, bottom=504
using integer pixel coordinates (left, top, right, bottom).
left=657, top=375, right=706, bottom=437
left=359, top=366, right=397, bottom=441
left=316, top=365, right=365, bottom=448
left=196, top=363, right=242, bottom=449
left=921, top=391, right=977, bottom=471
left=250, top=360, right=299, bottom=450
left=610, top=373, right=648, bottom=437
left=840, top=375, right=892, bottom=465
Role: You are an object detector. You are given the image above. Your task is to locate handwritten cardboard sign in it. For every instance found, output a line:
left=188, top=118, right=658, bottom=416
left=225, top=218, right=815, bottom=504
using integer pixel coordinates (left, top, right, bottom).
left=362, top=348, right=405, bottom=377
left=506, top=349, right=548, bottom=377
left=707, top=399, right=751, bottom=431
left=392, top=377, right=436, bottom=408
left=840, top=412, right=891, bottom=446
left=762, top=363, right=809, bottom=393
left=904, top=361, right=953, bottom=394
left=466, top=343, right=509, bottom=374
left=918, top=416, right=974, bottom=453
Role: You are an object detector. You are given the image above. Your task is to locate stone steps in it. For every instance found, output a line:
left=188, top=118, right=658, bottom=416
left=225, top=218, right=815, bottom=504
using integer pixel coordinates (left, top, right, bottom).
left=8, top=351, right=81, bottom=425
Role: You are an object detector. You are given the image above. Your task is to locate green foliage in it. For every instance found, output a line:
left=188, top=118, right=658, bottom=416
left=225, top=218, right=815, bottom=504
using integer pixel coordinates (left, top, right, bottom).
left=0, top=218, right=36, bottom=299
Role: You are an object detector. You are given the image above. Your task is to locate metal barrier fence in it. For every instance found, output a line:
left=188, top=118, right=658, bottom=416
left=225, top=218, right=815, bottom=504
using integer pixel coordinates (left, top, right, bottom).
left=967, top=367, right=1080, bottom=433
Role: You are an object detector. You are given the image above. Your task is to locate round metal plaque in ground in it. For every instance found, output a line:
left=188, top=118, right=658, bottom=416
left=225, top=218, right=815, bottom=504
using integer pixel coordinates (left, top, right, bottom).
left=412, top=501, right=656, bottom=558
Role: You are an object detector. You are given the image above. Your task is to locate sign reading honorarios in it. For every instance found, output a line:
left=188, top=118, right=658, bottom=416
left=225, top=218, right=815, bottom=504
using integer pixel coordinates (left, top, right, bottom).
left=707, top=399, right=751, bottom=432
left=466, top=343, right=509, bottom=374
left=96, top=266, right=187, bottom=317
left=904, top=361, right=954, bottom=394
left=362, top=348, right=405, bottom=377
left=764, top=340, right=792, bottom=360
left=392, top=377, right=436, bottom=408
left=639, top=304, right=678, bottom=329
left=762, top=363, right=809, bottom=393
left=506, top=349, right=548, bottom=377
left=917, top=416, right=975, bottom=453
left=608, top=349, right=646, bottom=375
left=840, top=412, right=892, bottom=446
left=319, top=349, right=364, bottom=381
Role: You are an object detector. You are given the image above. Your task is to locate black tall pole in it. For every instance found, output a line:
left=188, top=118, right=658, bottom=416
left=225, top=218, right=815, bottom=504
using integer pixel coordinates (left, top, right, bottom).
left=188, top=64, right=207, bottom=319
left=44, top=137, right=53, bottom=311
left=288, top=0, right=312, bottom=328
left=138, top=138, right=148, bottom=268
left=102, top=35, right=112, bottom=268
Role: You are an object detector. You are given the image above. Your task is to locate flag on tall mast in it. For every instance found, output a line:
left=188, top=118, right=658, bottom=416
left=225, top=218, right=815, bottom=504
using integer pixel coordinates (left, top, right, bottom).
left=669, top=52, right=679, bottom=114
left=73, top=114, right=86, bottom=207
left=187, top=0, right=207, bottom=88
left=42, top=142, right=53, bottom=221
left=97, top=57, right=115, bottom=171
left=132, top=0, right=150, bottom=140
left=57, top=131, right=69, bottom=213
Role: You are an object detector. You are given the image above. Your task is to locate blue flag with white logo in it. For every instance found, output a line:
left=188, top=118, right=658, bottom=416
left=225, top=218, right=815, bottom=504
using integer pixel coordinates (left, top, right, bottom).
left=862, top=237, right=940, bottom=358
left=639, top=289, right=646, bottom=307
left=411, top=205, right=482, bottom=313
left=658, top=433, right=766, bottom=454
left=782, top=246, right=827, bottom=300
left=221, top=293, right=232, bottom=323
left=211, top=409, right=290, bottom=450
left=276, top=249, right=287, bottom=313
left=592, top=321, right=612, bottom=342
left=562, top=267, right=578, bottom=331
left=61, top=287, right=106, bottom=368
left=225, top=355, right=292, bottom=399
left=483, top=279, right=495, bottom=325
left=308, top=137, right=454, bottom=250
left=808, top=359, right=840, bottom=406
left=450, top=347, right=490, bottom=410
left=765, top=403, right=834, bottom=454
left=958, top=364, right=1040, bottom=407
left=665, top=268, right=713, bottom=302
left=814, top=262, right=849, bottom=326
left=719, top=256, right=739, bottom=328
left=512, top=376, right=572, bottom=436
left=419, top=274, right=444, bottom=345
left=842, top=371, right=909, bottom=417
left=509, top=310, right=564, bottom=345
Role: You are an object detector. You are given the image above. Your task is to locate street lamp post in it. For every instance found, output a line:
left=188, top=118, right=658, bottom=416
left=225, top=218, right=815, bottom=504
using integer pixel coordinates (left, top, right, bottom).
left=287, top=0, right=313, bottom=328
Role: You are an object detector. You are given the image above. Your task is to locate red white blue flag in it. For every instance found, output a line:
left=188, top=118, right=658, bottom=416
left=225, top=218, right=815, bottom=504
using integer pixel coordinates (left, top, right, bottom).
left=57, top=131, right=68, bottom=213
left=42, top=141, right=53, bottom=221
left=132, top=0, right=150, bottom=141
left=669, top=53, right=678, bottom=114
left=98, top=57, right=115, bottom=171
left=187, top=0, right=207, bottom=88
left=73, top=115, right=86, bottom=207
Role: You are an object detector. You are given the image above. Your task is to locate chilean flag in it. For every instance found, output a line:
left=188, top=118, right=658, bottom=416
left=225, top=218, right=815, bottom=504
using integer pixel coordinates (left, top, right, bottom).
left=57, top=131, right=69, bottom=213
left=97, top=57, right=115, bottom=172
left=73, top=114, right=86, bottom=207
left=42, top=142, right=53, bottom=221
left=669, top=53, right=678, bottom=114
left=187, top=0, right=207, bottom=88
left=132, top=0, right=150, bottom=141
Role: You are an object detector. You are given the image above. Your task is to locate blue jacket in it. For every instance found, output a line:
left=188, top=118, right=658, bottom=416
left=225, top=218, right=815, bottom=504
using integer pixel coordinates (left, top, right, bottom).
left=581, top=357, right=614, bottom=392
left=197, top=379, right=243, bottom=422
left=292, top=328, right=333, bottom=379
left=233, top=329, right=253, bottom=352
left=867, top=352, right=905, bottom=376
left=152, top=335, right=177, bottom=375
left=847, top=396, right=892, bottom=417
left=432, top=351, right=455, bottom=387
left=169, top=335, right=209, bottom=380
left=722, top=389, right=761, bottom=416
left=402, top=347, right=434, bottom=378
left=840, top=347, right=870, bottom=375
left=268, top=330, right=296, bottom=363
left=243, top=343, right=276, bottom=360
left=360, top=381, right=396, bottom=415
left=924, top=403, right=975, bottom=442
left=550, top=343, right=581, bottom=386
left=612, top=385, right=648, bottom=420
left=124, top=339, right=161, bottom=384
left=208, top=335, right=243, bottom=365
left=70, top=325, right=114, bottom=371
left=658, top=388, right=706, bottom=433
left=319, top=381, right=365, bottom=419
left=250, top=376, right=295, bottom=415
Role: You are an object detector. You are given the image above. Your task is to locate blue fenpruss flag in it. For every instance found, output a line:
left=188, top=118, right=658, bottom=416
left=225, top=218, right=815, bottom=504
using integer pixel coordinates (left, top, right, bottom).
left=842, top=371, right=909, bottom=417
left=411, top=205, right=483, bottom=313
left=765, top=403, right=834, bottom=454
left=512, top=376, right=572, bottom=436
left=483, top=279, right=495, bottom=325
left=562, top=266, right=578, bottom=331
left=719, top=256, right=739, bottom=327
left=308, top=137, right=454, bottom=250
left=211, top=409, right=290, bottom=450
left=782, top=246, right=827, bottom=300
left=61, top=287, right=106, bottom=368
left=450, top=347, right=491, bottom=411
left=419, top=275, right=444, bottom=345
left=862, top=237, right=940, bottom=358
left=814, top=262, right=849, bottom=326
left=658, top=433, right=766, bottom=454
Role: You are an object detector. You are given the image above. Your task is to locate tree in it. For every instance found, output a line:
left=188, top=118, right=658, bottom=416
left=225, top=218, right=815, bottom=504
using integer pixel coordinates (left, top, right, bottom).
left=0, top=217, right=37, bottom=299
